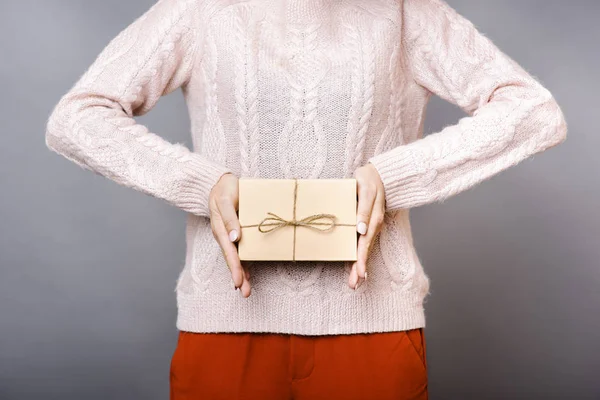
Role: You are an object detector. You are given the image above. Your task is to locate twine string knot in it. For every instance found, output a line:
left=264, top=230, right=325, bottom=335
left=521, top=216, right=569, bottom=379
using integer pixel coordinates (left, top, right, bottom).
left=257, top=212, right=337, bottom=233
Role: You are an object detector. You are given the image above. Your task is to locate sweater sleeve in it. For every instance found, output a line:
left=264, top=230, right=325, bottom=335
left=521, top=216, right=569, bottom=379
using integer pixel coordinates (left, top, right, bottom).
left=367, top=0, right=568, bottom=211
left=45, top=0, right=231, bottom=218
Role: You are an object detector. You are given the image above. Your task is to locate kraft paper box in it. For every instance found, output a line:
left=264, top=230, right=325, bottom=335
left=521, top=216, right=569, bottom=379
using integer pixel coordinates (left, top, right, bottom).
left=237, top=178, right=357, bottom=261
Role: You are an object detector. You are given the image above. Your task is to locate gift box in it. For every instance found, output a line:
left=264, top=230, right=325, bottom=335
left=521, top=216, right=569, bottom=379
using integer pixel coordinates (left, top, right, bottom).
left=237, top=178, right=357, bottom=261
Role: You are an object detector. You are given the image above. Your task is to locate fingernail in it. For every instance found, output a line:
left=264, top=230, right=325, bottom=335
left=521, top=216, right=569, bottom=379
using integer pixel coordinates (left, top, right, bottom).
left=357, top=221, right=367, bottom=235
left=364, top=271, right=368, bottom=280
left=229, top=229, right=239, bottom=242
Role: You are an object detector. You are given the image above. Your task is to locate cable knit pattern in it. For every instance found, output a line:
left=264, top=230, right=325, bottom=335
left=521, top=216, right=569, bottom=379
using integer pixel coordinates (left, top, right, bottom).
left=234, top=5, right=263, bottom=178
left=45, top=0, right=567, bottom=335
left=342, top=14, right=375, bottom=178
left=278, top=22, right=329, bottom=179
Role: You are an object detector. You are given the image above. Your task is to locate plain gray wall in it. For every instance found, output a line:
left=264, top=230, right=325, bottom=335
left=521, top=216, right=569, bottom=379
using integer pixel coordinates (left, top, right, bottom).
left=1, top=0, right=598, bottom=399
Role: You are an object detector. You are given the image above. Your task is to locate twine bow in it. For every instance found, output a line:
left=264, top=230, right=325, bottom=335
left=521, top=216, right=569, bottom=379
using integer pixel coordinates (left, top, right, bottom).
left=240, top=179, right=355, bottom=261
left=255, top=212, right=338, bottom=233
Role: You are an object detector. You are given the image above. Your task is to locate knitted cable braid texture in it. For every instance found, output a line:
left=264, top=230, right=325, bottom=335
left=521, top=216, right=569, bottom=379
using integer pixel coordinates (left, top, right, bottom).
left=46, top=0, right=567, bottom=335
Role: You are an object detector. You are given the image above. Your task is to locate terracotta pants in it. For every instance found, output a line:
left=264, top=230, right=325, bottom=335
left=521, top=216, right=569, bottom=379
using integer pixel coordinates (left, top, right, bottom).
left=169, top=328, right=428, bottom=400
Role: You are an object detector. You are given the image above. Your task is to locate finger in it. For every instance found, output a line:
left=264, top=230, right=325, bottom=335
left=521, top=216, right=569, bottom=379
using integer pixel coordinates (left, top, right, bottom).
left=212, top=214, right=244, bottom=289
left=348, top=261, right=359, bottom=289
left=239, top=264, right=252, bottom=298
left=356, top=231, right=370, bottom=279
left=370, top=187, right=386, bottom=243
left=216, top=190, right=249, bottom=294
left=217, top=194, right=241, bottom=243
left=356, top=179, right=376, bottom=236
left=357, top=192, right=385, bottom=279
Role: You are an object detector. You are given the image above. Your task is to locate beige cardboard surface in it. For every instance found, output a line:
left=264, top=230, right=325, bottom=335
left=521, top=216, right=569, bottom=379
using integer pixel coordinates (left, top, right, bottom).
left=238, top=179, right=357, bottom=261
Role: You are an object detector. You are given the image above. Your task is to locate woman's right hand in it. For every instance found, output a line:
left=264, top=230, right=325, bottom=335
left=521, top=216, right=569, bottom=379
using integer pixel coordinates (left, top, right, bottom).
left=208, top=173, right=251, bottom=298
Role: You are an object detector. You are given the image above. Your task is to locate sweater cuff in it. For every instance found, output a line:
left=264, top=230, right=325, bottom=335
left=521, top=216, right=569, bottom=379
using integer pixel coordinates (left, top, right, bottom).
left=179, top=154, right=232, bottom=217
left=367, top=145, right=431, bottom=211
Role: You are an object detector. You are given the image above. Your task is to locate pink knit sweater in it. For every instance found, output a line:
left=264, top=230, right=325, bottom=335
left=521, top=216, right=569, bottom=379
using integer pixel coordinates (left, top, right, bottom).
left=45, top=0, right=567, bottom=335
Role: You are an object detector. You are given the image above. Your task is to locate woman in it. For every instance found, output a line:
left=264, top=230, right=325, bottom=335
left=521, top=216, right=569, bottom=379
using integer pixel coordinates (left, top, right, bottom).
left=45, top=0, right=567, bottom=398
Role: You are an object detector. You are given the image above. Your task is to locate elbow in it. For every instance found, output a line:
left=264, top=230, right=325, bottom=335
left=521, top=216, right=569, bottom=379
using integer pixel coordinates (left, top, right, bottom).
left=527, top=90, right=568, bottom=154
left=45, top=90, right=127, bottom=173
left=546, top=97, right=568, bottom=148
left=45, top=97, right=71, bottom=155
left=554, top=101, right=568, bottom=145
left=45, top=120, right=62, bottom=157
left=45, top=94, right=90, bottom=171
left=45, top=98, right=96, bottom=173
left=45, top=90, right=90, bottom=159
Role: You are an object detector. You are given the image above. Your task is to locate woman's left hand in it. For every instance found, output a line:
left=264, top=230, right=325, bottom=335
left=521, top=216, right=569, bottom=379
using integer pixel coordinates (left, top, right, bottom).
left=350, top=162, right=386, bottom=290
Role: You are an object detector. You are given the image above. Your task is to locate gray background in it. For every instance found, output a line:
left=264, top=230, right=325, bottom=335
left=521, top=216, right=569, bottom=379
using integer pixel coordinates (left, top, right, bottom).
left=1, top=0, right=598, bottom=399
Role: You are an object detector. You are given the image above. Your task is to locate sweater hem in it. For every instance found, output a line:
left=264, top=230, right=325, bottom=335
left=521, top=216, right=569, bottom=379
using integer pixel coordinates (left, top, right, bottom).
left=175, top=289, right=426, bottom=336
